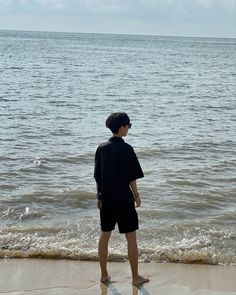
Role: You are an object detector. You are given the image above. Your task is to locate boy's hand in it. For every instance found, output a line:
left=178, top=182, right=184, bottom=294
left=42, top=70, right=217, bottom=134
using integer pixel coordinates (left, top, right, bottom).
left=135, top=195, right=141, bottom=207
left=97, top=199, right=102, bottom=209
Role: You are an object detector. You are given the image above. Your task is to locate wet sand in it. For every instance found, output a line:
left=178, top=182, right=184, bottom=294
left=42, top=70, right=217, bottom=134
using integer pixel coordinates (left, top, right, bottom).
left=0, top=259, right=235, bottom=295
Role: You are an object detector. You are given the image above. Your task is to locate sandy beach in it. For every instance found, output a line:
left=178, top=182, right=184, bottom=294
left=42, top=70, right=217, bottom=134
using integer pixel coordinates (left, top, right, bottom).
left=0, top=259, right=235, bottom=295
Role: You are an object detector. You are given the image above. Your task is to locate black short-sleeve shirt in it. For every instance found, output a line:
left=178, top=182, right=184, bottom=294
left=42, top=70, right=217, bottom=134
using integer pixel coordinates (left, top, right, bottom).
left=94, top=137, right=144, bottom=206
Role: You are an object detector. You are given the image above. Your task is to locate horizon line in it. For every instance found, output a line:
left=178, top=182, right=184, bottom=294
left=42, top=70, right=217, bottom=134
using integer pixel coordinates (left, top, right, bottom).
left=0, top=28, right=235, bottom=40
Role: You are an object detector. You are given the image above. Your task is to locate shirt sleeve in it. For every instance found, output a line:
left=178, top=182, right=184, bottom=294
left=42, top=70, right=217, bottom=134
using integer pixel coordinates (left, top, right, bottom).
left=127, top=147, right=144, bottom=182
left=94, top=147, right=101, bottom=184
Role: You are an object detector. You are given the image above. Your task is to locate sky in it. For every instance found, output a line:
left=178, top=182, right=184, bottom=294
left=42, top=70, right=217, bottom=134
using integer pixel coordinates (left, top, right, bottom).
left=0, top=0, right=235, bottom=38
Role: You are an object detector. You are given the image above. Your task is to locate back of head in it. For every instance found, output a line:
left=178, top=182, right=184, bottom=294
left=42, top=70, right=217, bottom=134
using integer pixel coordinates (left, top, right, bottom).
left=106, top=112, right=130, bottom=134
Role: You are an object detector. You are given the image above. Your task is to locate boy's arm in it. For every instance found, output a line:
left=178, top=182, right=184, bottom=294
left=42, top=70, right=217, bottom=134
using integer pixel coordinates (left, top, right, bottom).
left=96, top=182, right=102, bottom=209
left=129, top=180, right=141, bottom=207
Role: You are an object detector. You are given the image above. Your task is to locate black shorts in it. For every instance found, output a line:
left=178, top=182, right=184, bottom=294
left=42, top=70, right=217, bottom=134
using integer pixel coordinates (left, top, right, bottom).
left=99, top=202, right=139, bottom=234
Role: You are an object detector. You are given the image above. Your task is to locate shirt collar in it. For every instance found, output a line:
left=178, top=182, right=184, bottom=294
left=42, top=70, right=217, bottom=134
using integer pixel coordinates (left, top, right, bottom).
left=109, top=137, right=125, bottom=143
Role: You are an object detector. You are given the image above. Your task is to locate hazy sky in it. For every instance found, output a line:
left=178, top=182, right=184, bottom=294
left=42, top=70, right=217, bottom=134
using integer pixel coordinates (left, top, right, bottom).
left=0, top=0, right=235, bottom=37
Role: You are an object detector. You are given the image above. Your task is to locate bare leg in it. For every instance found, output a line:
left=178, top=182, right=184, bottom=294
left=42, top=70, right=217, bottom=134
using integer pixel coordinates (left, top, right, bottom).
left=98, top=231, right=111, bottom=283
left=125, top=231, right=150, bottom=286
left=126, top=231, right=138, bottom=278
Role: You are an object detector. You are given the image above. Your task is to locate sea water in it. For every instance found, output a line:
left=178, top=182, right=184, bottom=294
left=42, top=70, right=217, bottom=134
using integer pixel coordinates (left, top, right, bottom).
left=0, top=30, right=235, bottom=265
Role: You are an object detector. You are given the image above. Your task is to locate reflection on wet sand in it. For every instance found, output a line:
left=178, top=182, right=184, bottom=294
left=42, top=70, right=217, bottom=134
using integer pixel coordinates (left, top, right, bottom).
left=100, top=282, right=151, bottom=295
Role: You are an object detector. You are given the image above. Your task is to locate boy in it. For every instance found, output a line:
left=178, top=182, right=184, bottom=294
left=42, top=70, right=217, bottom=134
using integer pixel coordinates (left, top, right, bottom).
left=94, top=112, right=149, bottom=286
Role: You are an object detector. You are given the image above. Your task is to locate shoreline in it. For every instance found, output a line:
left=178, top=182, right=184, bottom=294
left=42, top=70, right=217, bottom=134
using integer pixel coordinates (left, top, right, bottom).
left=0, top=259, right=235, bottom=295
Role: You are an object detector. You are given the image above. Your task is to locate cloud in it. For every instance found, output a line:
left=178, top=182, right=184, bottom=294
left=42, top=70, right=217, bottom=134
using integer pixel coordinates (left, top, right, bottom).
left=0, top=0, right=235, bottom=17
left=37, top=0, right=65, bottom=9
left=0, top=0, right=66, bottom=11
left=79, top=0, right=236, bottom=21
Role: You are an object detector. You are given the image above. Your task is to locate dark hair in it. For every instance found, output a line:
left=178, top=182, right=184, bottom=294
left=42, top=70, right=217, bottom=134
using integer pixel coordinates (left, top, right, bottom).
left=106, top=112, right=130, bottom=134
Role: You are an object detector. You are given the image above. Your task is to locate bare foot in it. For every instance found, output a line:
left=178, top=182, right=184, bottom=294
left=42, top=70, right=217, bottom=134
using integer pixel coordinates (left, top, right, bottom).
left=100, top=275, right=111, bottom=284
left=132, top=275, right=150, bottom=286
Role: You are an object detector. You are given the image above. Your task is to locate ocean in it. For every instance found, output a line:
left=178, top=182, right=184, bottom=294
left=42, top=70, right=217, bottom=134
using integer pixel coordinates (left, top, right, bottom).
left=0, top=30, right=235, bottom=265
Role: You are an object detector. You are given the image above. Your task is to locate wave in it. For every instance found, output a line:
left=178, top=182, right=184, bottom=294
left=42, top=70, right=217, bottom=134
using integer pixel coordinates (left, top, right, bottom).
left=138, top=141, right=236, bottom=159
left=0, top=190, right=96, bottom=223
left=1, top=244, right=234, bottom=266
left=49, top=153, right=94, bottom=164
left=166, top=180, right=209, bottom=188
left=2, top=190, right=95, bottom=203
left=0, top=227, right=235, bottom=265
left=0, top=98, right=18, bottom=102
left=5, top=66, right=24, bottom=70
